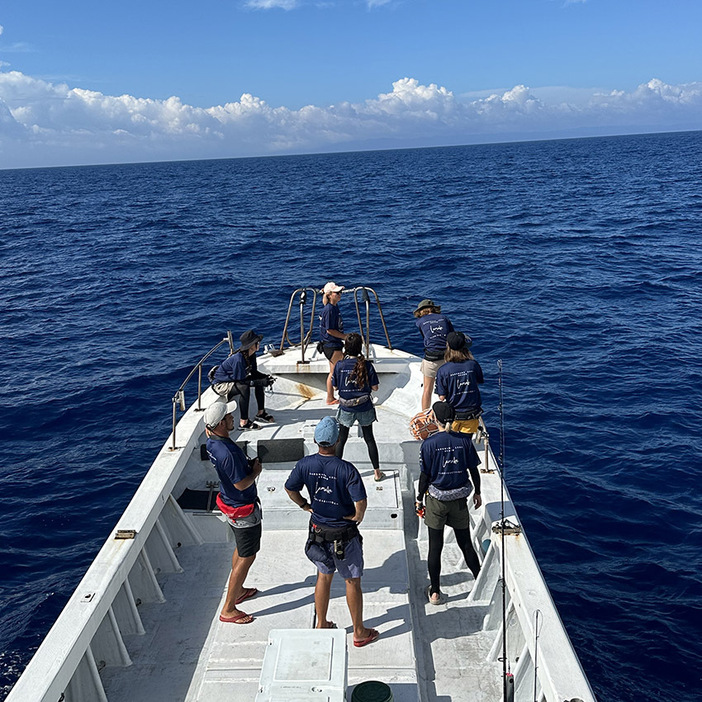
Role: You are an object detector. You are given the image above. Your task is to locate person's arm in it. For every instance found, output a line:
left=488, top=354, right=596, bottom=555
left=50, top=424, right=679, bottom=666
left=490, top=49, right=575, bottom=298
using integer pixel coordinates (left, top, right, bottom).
left=326, top=328, right=347, bottom=340
left=233, top=458, right=262, bottom=491
left=344, top=499, right=367, bottom=524
left=285, top=487, right=313, bottom=513
left=416, top=472, right=430, bottom=504
left=371, top=385, right=379, bottom=391
left=416, top=443, right=431, bottom=508
left=467, top=445, right=482, bottom=509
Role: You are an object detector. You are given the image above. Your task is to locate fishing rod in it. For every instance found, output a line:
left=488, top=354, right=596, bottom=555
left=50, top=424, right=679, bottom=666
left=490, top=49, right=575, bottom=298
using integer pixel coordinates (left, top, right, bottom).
left=497, top=359, right=515, bottom=702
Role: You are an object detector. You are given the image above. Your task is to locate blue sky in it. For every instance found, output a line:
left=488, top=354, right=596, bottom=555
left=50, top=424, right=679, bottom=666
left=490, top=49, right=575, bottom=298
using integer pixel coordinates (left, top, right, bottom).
left=1, top=0, right=701, bottom=168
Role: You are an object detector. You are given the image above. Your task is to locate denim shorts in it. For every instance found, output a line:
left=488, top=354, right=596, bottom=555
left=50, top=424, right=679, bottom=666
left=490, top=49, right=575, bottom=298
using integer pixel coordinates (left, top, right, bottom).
left=337, top=406, right=376, bottom=428
left=305, top=535, right=364, bottom=579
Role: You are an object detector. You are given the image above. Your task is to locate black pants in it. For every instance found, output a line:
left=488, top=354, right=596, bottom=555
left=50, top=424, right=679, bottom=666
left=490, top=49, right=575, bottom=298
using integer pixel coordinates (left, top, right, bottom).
left=427, top=526, right=481, bottom=595
left=227, top=381, right=265, bottom=421
left=335, top=423, right=380, bottom=472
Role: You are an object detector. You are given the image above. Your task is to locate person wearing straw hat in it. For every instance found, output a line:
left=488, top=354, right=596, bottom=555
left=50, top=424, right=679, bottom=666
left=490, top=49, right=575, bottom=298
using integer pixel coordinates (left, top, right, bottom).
left=413, top=298, right=455, bottom=410
left=319, top=281, right=348, bottom=405
left=204, top=401, right=262, bottom=624
left=212, top=329, right=275, bottom=431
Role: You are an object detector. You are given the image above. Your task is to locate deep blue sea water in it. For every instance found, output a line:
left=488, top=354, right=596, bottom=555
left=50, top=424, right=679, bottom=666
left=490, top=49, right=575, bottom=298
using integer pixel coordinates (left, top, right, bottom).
left=1, top=132, right=701, bottom=701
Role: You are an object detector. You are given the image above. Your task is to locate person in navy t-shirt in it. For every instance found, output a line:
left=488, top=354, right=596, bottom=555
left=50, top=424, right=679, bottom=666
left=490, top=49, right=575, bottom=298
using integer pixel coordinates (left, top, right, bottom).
left=413, top=298, right=455, bottom=410
left=319, top=281, right=348, bottom=405
left=332, top=332, right=384, bottom=482
left=212, top=329, right=275, bottom=431
left=204, top=401, right=262, bottom=624
left=285, top=416, right=379, bottom=647
left=415, top=402, right=482, bottom=604
left=435, top=331, right=484, bottom=419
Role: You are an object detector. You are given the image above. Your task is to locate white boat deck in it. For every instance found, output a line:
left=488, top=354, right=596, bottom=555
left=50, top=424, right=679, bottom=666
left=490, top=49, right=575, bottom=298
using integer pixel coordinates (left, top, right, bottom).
left=7, top=343, right=596, bottom=702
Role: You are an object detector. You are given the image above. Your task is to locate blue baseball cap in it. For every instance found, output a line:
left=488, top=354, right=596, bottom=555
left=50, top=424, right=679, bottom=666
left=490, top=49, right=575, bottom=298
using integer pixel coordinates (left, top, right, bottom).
left=315, top=416, right=340, bottom=446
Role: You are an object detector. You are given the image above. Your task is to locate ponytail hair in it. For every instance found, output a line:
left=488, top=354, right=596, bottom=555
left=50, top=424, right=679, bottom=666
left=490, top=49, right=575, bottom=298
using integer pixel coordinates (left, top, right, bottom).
left=345, top=333, right=369, bottom=388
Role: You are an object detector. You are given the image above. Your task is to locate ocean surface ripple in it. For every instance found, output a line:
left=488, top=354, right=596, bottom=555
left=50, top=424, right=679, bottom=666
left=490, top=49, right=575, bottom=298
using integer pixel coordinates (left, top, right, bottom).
left=1, top=131, right=701, bottom=701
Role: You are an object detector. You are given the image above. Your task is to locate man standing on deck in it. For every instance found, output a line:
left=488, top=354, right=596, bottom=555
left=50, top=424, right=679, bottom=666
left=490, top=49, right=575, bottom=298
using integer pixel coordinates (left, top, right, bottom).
left=416, top=401, right=482, bottom=604
left=285, top=416, right=379, bottom=647
left=204, top=400, right=261, bottom=624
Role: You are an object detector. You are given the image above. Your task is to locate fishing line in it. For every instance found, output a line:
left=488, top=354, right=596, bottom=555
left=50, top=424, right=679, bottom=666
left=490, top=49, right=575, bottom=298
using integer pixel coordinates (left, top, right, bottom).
left=497, top=359, right=514, bottom=702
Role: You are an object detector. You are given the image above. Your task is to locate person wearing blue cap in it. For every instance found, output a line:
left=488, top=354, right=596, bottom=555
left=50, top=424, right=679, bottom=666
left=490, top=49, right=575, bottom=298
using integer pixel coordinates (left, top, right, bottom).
left=435, top=331, right=484, bottom=432
left=284, top=416, right=379, bottom=648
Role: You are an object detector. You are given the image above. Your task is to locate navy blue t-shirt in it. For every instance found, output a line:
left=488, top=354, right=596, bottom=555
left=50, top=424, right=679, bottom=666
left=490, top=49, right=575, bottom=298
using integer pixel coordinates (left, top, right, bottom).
left=332, top=357, right=379, bottom=413
left=415, top=313, right=454, bottom=353
left=206, top=435, right=257, bottom=507
left=286, top=454, right=367, bottom=528
left=320, top=303, right=344, bottom=349
left=435, top=359, right=484, bottom=413
left=212, top=351, right=248, bottom=384
left=420, top=430, right=481, bottom=493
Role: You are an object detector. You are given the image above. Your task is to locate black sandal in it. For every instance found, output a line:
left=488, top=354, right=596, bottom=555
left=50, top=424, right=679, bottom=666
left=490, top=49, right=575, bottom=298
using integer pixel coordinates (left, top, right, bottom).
left=238, top=420, right=260, bottom=431
left=256, top=411, right=274, bottom=423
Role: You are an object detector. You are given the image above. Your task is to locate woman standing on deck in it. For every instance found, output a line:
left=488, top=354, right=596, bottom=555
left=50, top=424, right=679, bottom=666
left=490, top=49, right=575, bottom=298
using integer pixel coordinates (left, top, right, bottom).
left=435, top=331, right=484, bottom=430
left=413, top=298, right=454, bottom=410
left=333, top=333, right=385, bottom=482
left=320, top=281, right=348, bottom=405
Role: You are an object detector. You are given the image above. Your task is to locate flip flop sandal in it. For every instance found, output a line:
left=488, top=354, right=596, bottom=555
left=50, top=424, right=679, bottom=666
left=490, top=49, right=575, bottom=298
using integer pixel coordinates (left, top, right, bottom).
left=238, top=420, right=260, bottom=431
left=219, top=612, right=254, bottom=624
left=235, top=587, right=258, bottom=605
left=353, top=628, right=380, bottom=647
left=256, top=411, right=274, bottom=422
left=374, top=471, right=386, bottom=482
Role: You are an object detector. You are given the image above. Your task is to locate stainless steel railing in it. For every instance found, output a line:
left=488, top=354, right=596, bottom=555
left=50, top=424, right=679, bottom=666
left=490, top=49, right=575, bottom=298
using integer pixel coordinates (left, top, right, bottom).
left=276, top=284, right=393, bottom=362
left=169, top=332, right=234, bottom=451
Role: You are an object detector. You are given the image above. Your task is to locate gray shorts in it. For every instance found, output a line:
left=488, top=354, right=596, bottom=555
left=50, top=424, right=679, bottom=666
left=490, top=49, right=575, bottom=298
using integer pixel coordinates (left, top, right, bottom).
left=420, top=358, right=445, bottom=379
left=306, top=535, right=364, bottom=579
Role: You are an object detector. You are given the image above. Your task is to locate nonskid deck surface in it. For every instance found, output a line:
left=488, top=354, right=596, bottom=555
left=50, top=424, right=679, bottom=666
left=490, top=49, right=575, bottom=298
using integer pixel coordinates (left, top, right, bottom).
left=101, top=518, right=501, bottom=702
left=107, top=350, right=502, bottom=701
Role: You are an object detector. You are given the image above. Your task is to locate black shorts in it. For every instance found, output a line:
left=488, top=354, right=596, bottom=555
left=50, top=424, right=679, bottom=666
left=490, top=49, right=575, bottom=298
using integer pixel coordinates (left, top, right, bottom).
left=322, top=344, right=343, bottom=361
left=229, top=523, right=262, bottom=558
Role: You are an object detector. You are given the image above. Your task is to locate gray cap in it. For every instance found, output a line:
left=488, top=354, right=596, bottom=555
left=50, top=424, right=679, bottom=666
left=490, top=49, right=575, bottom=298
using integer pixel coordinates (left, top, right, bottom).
left=204, top=401, right=229, bottom=429
left=314, top=416, right=340, bottom=445
left=413, top=298, right=440, bottom=317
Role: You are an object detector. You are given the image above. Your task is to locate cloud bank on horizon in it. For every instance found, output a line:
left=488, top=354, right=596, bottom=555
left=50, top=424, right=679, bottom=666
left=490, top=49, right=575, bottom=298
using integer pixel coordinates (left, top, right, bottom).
left=1, top=71, right=701, bottom=169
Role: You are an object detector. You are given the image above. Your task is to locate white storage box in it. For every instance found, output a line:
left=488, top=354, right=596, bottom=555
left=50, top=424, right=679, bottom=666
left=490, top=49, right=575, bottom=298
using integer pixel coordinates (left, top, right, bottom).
left=255, top=628, right=347, bottom=702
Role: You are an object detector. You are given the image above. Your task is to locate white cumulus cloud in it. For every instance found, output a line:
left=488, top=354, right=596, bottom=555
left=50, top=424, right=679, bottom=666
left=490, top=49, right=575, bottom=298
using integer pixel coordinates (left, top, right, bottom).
left=1, top=72, right=702, bottom=168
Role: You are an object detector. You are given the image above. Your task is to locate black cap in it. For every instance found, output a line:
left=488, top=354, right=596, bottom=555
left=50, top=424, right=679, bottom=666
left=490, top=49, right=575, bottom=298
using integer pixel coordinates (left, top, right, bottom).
left=432, top=401, right=455, bottom=425
left=239, top=329, right=263, bottom=351
left=447, top=331, right=472, bottom=351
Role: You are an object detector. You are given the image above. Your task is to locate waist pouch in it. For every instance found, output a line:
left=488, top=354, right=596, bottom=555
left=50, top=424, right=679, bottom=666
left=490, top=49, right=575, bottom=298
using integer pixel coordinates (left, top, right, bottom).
left=424, top=349, right=445, bottom=362
left=216, top=494, right=262, bottom=528
left=338, top=394, right=371, bottom=408
left=455, top=408, right=483, bottom=420
left=306, top=522, right=360, bottom=561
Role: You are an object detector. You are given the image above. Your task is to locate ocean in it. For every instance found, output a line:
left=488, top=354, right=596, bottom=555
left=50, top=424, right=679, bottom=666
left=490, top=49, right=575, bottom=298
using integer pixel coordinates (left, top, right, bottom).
left=1, top=131, right=701, bottom=701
